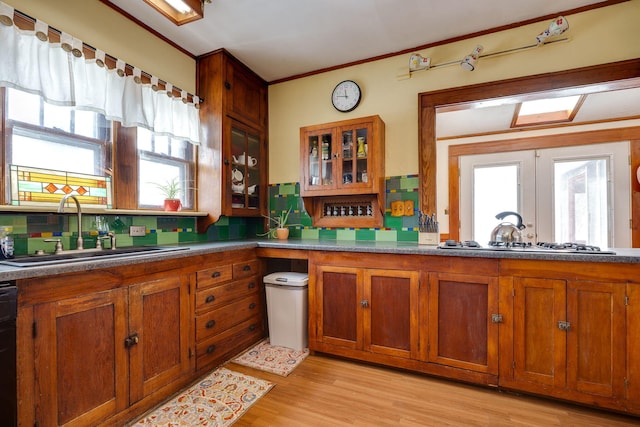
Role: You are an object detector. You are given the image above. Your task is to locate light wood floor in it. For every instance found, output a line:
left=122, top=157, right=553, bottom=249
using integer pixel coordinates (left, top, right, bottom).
left=228, top=354, right=639, bottom=426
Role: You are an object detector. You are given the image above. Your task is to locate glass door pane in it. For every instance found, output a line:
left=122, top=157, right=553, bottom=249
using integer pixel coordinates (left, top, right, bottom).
left=231, top=128, right=247, bottom=208
left=246, top=132, right=260, bottom=209
left=537, top=141, right=629, bottom=247
left=460, top=150, right=536, bottom=244
left=341, top=129, right=354, bottom=185
left=307, top=131, right=333, bottom=188
left=355, top=127, right=368, bottom=184
left=473, top=164, right=520, bottom=244
left=554, top=159, right=608, bottom=246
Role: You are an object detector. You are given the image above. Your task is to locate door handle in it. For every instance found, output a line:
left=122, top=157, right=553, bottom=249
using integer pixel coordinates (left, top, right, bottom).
left=360, top=299, right=369, bottom=308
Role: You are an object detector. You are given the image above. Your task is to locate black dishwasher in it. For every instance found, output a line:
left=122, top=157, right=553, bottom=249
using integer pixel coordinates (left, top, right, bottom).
left=0, top=282, right=17, bottom=426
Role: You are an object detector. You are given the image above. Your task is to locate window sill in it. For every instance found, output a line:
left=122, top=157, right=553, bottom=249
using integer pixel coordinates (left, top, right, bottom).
left=0, top=205, right=209, bottom=216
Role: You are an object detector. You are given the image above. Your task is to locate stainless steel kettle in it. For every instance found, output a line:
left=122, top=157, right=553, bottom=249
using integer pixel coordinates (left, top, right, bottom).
left=489, top=211, right=526, bottom=244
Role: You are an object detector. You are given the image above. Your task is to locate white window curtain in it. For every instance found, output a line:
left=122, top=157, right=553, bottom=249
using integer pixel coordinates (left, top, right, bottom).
left=0, top=2, right=201, bottom=145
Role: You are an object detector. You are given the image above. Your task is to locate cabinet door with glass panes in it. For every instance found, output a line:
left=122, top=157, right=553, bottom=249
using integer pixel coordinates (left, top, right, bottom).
left=225, top=121, right=266, bottom=216
left=300, top=115, right=383, bottom=197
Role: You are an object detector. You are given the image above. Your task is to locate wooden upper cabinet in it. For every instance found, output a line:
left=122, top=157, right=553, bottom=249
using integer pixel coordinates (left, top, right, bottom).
left=300, top=115, right=385, bottom=228
left=196, top=49, right=268, bottom=231
left=225, top=60, right=267, bottom=128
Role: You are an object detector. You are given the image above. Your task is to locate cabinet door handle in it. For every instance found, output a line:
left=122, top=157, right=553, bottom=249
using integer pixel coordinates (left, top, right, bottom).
left=248, top=282, right=256, bottom=289
left=249, top=303, right=256, bottom=309
left=211, top=271, right=221, bottom=278
left=558, top=321, right=571, bottom=331
left=206, top=320, right=216, bottom=329
left=242, top=265, right=251, bottom=272
left=491, top=314, right=503, bottom=323
left=206, top=345, right=216, bottom=354
left=360, top=299, right=369, bottom=308
left=205, top=295, right=215, bottom=303
left=124, top=333, right=139, bottom=348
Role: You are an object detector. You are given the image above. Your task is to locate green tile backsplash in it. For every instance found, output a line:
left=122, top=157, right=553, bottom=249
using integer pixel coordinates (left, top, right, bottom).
left=267, top=175, right=422, bottom=243
left=0, top=175, right=422, bottom=256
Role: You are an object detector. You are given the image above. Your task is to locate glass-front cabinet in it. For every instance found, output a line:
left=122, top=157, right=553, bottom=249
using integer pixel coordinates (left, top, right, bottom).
left=226, top=121, right=265, bottom=215
left=300, top=115, right=385, bottom=227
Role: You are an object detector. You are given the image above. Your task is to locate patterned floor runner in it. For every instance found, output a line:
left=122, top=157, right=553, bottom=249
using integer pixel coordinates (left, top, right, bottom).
left=232, top=338, right=309, bottom=377
left=131, top=367, right=273, bottom=426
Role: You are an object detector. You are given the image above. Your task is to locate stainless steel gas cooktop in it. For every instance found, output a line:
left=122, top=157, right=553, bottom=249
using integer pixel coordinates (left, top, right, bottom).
left=438, top=240, right=616, bottom=255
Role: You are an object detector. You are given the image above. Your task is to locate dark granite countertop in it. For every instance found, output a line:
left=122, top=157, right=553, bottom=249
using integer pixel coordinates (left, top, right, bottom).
left=1, top=239, right=639, bottom=282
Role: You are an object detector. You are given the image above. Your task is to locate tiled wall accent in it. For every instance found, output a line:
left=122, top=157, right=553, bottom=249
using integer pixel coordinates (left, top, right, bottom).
left=267, top=175, right=422, bottom=242
left=0, top=175, right=421, bottom=256
left=0, top=213, right=260, bottom=257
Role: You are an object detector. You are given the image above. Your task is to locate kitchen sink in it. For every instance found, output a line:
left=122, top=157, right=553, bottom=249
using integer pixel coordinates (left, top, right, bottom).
left=0, top=246, right=188, bottom=267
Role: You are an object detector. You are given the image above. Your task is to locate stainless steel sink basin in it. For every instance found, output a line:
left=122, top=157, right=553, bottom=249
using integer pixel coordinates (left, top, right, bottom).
left=0, top=246, right=188, bottom=267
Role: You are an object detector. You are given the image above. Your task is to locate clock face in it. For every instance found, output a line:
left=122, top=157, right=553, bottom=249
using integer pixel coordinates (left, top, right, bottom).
left=331, top=80, right=361, bottom=112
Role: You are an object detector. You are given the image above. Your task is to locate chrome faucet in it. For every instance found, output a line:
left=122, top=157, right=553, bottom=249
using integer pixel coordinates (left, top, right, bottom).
left=58, top=194, right=83, bottom=250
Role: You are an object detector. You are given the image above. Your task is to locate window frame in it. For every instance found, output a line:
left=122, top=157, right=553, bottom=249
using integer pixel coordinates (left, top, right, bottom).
left=0, top=87, right=199, bottom=212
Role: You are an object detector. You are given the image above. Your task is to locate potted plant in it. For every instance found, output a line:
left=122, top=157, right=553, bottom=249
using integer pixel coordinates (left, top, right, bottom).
left=259, top=208, right=300, bottom=239
left=153, top=177, right=183, bottom=212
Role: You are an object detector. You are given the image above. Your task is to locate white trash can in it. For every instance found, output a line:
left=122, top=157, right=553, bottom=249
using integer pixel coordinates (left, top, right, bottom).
left=263, top=272, right=309, bottom=351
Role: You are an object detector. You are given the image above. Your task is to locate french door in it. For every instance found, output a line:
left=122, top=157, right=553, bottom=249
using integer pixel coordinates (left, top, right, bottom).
left=460, top=141, right=630, bottom=248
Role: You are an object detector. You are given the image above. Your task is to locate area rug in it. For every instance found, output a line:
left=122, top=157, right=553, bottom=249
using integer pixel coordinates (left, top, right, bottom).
left=231, top=338, right=309, bottom=377
left=131, top=367, right=273, bottom=427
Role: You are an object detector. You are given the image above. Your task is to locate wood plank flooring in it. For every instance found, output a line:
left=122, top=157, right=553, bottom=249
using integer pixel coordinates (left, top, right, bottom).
left=228, top=354, right=639, bottom=426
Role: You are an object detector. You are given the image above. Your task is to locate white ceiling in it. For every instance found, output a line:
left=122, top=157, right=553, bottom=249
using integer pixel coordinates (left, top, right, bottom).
left=106, top=0, right=638, bottom=135
left=107, top=0, right=606, bottom=82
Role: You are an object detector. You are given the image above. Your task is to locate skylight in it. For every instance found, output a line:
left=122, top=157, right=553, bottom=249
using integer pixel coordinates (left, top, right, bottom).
left=512, top=95, right=585, bottom=127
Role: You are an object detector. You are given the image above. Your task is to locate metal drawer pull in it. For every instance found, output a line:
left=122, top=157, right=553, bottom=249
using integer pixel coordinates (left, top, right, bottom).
left=242, top=265, right=251, bottom=271
left=249, top=324, right=256, bottom=331
left=206, top=320, right=216, bottom=329
left=248, top=282, right=256, bottom=289
left=360, top=299, right=369, bottom=308
left=205, top=295, right=215, bottom=303
left=249, top=303, right=256, bottom=309
left=211, top=271, right=221, bottom=278
left=206, top=345, right=216, bottom=354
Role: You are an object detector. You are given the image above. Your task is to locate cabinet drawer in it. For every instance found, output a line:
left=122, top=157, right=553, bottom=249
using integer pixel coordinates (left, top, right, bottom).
left=195, top=277, right=261, bottom=312
left=196, top=265, right=233, bottom=289
left=196, top=293, right=263, bottom=342
left=233, top=260, right=259, bottom=279
left=196, top=316, right=265, bottom=371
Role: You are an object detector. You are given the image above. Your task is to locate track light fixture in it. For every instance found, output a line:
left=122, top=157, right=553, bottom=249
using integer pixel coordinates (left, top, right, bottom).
left=405, top=16, right=569, bottom=77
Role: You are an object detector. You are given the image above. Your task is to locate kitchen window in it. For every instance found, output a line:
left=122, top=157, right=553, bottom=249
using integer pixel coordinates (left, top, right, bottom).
left=4, top=87, right=112, bottom=177
left=136, top=127, right=195, bottom=210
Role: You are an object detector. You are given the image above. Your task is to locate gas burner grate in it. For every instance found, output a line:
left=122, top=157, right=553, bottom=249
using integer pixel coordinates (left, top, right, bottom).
left=536, top=242, right=602, bottom=251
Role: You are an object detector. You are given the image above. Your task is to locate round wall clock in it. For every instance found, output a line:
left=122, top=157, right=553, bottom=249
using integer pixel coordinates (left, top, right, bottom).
left=331, top=80, right=361, bottom=112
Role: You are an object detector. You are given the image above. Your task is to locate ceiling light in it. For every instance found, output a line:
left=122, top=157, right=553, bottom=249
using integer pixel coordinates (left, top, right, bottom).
left=143, top=0, right=204, bottom=25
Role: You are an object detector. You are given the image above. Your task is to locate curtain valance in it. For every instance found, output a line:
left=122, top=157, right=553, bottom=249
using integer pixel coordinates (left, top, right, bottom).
left=0, top=2, right=201, bottom=145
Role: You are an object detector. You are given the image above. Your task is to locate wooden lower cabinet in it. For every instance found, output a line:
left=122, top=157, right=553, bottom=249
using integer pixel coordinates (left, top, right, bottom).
left=424, top=272, right=499, bottom=380
left=17, top=248, right=266, bottom=427
left=194, top=259, right=265, bottom=372
left=29, top=273, right=191, bottom=427
left=312, top=264, right=419, bottom=360
left=309, top=252, right=640, bottom=416
left=500, top=273, right=628, bottom=413
left=32, top=288, right=129, bottom=426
